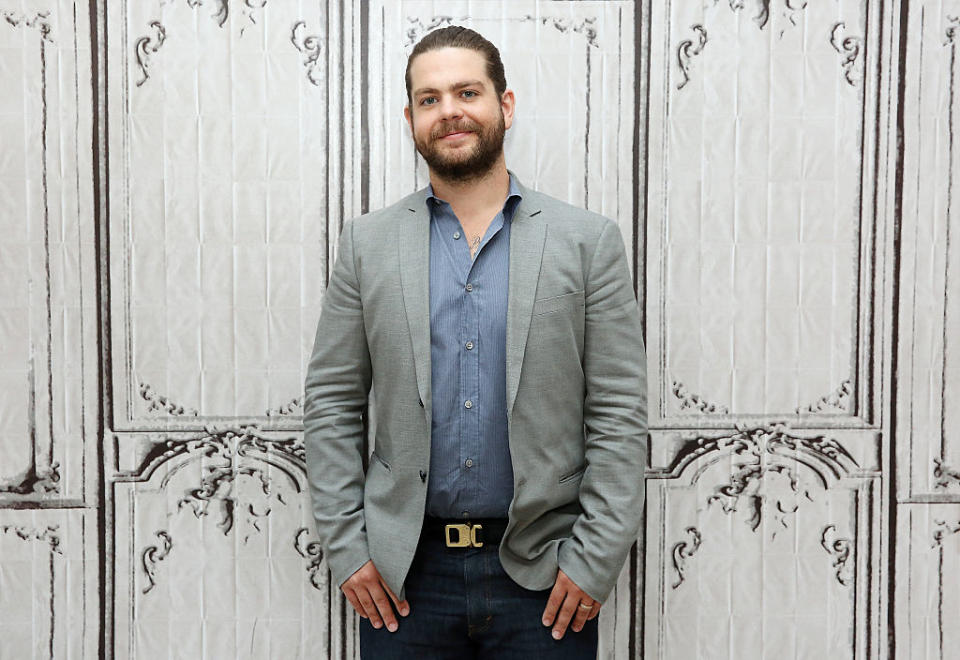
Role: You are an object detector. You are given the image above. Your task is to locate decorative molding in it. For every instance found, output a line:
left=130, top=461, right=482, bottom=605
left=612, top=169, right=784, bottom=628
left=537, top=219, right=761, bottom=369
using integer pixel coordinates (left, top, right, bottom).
left=177, top=0, right=266, bottom=30
left=522, top=15, right=598, bottom=48
left=672, top=379, right=728, bottom=414
left=1, top=9, right=54, bottom=41
left=141, top=531, right=173, bottom=594
left=116, top=424, right=304, bottom=483
left=294, top=528, right=325, bottom=591
left=0, top=525, right=61, bottom=554
left=945, top=14, right=960, bottom=45
left=236, top=0, right=267, bottom=36
left=403, top=15, right=467, bottom=46
left=116, top=425, right=303, bottom=550
left=820, top=525, right=854, bottom=586
left=830, top=22, right=863, bottom=87
left=796, top=379, right=852, bottom=414
left=670, top=527, right=702, bottom=589
left=677, top=1, right=823, bottom=90
left=177, top=469, right=277, bottom=542
left=134, top=21, right=166, bottom=88
left=130, top=426, right=306, bottom=593
left=720, top=0, right=771, bottom=30
left=0, top=462, right=61, bottom=495
left=707, top=459, right=809, bottom=534
left=934, top=458, right=960, bottom=489
left=664, top=423, right=858, bottom=535
left=668, top=422, right=859, bottom=480
left=266, top=396, right=302, bottom=417
left=712, top=0, right=808, bottom=35
left=403, top=14, right=600, bottom=49
left=135, top=0, right=267, bottom=87
left=170, top=430, right=298, bottom=543
left=139, top=381, right=198, bottom=417
left=778, top=0, right=808, bottom=38
left=180, top=0, right=229, bottom=28
left=932, top=520, right=960, bottom=548
left=291, top=21, right=324, bottom=87
left=126, top=425, right=307, bottom=593
left=1, top=355, right=61, bottom=496
left=676, top=24, right=707, bottom=91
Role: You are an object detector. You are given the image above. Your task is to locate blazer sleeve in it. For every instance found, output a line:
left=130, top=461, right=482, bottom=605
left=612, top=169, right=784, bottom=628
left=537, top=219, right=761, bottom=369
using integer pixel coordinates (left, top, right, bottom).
left=557, top=218, right=648, bottom=604
left=303, top=218, right=373, bottom=589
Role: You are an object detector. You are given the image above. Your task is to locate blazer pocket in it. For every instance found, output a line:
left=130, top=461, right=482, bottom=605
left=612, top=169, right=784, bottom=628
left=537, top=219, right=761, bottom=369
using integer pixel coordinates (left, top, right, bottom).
left=532, top=289, right=584, bottom=316
left=370, top=450, right=392, bottom=472
left=558, top=464, right=586, bottom=484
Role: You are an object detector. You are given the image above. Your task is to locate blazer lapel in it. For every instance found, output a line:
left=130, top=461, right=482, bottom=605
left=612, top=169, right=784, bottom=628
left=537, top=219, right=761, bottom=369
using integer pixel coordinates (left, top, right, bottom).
left=505, top=191, right=545, bottom=418
left=398, top=189, right=432, bottom=424
left=397, top=182, right=546, bottom=424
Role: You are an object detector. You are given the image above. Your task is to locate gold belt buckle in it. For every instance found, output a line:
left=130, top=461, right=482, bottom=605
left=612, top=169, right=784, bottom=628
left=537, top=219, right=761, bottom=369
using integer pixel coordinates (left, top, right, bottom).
left=444, top=523, right=483, bottom=547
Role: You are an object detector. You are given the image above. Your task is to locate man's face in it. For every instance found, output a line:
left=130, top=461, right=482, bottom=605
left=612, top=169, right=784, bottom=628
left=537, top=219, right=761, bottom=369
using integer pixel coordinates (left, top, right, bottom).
left=404, top=47, right=514, bottom=182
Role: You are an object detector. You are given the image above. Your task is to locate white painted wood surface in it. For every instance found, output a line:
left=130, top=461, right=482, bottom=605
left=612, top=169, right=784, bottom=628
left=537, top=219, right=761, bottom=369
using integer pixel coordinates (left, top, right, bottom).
left=0, top=1, right=953, bottom=658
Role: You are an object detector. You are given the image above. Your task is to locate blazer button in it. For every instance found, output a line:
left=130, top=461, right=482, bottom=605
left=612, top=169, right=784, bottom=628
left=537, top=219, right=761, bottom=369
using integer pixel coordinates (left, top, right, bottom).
left=418, top=398, right=424, bottom=407
left=419, top=470, right=427, bottom=482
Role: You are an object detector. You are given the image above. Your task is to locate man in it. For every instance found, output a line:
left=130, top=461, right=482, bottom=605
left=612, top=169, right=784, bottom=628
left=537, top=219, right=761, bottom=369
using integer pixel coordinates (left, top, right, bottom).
left=303, top=26, right=647, bottom=658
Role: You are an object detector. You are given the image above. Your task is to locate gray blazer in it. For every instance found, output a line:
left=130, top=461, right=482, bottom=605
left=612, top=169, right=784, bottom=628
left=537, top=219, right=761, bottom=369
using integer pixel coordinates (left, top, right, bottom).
left=303, top=178, right=647, bottom=604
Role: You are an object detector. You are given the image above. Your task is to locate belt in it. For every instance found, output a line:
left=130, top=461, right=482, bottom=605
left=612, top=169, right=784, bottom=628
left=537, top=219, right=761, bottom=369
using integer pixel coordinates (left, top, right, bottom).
left=423, top=516, right=508, bottom=548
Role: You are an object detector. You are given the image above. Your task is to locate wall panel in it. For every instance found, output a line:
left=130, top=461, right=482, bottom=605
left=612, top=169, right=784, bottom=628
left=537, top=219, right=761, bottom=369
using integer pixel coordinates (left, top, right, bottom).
left=645, top=0, right=881, bottom=425
left=894, top=504, right=960, bottom=660
left=110, top=427, right=331, bottom=659
left=0, top=0, right=97, bottom=503
left=104, top=0, right=333, bottom=431
left=0, top=508, right=97, bottom=659
left=645, top=425, right=882, bottom=659
left=897, top=0, right=960, bottom=499
left=0, top=3, right=99, bottom=658
left=2, top=0, right=954, bottom=657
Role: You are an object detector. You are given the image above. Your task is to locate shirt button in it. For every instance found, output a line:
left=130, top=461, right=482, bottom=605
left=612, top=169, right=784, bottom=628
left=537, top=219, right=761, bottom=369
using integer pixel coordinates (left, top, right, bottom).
left=465, top=458, right=474, bottom=468
left=453, top=231, right=461, bottom=239
left=464, top=400, right=473, bottom=409
left=465, top=341, right=474, bottom=350
left=465, top=283, right=473, bottom=292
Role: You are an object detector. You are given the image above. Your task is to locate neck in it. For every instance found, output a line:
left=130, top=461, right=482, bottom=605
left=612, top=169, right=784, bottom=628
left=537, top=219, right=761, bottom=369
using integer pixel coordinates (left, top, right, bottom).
left=428, top=157, right=510, bottom=212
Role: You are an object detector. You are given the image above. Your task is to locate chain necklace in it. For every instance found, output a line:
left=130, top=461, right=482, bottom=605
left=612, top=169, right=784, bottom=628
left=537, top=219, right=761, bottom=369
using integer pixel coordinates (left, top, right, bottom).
left=468, top=233, right=482, bottom=259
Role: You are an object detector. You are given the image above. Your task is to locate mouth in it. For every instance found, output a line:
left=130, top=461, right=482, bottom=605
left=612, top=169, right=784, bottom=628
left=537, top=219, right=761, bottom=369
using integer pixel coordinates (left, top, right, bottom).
left=438, top=130, right=473, bottom=141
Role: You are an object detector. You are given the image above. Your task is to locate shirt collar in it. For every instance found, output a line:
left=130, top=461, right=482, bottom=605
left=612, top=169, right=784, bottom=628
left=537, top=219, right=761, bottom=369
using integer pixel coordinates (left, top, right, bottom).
left=426, top=172, right=523, bottom=209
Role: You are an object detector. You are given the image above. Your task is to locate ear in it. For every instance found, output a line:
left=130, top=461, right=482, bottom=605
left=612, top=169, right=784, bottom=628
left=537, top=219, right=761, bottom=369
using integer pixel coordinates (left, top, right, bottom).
left=500, top=89, right=516, bottom=130
left=404, top=104, right=413, bottom=132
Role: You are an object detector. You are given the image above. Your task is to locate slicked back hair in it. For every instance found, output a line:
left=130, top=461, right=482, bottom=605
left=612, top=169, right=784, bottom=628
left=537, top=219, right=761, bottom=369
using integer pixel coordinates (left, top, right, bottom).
left=405, top=26, right=507, bottom=108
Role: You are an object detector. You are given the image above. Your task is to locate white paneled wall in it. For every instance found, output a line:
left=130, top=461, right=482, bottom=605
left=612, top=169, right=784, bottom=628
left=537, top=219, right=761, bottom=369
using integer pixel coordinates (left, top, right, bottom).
left=0, top=1, right=955, bottom=658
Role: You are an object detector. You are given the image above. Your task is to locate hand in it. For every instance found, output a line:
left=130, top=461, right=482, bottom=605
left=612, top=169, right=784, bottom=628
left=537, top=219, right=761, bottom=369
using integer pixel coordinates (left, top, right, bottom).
left=341, top=560, right=410, bottom=632
left=541, top=569, right=601, bottom=639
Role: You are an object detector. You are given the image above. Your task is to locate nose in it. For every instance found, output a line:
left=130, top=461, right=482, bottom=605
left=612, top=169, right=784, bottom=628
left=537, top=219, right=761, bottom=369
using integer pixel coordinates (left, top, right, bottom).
left=437, top=94, right=463, bottom=120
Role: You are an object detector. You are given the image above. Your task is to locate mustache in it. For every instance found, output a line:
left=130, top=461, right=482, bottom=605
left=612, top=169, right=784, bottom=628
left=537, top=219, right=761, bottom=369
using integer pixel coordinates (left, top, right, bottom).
left=431, top=121, right=480, bottom=140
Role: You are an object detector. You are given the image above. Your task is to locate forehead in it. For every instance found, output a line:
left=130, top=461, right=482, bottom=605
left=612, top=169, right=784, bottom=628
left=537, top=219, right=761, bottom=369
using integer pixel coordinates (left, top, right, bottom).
left=408, top=47, right=491, bottom=91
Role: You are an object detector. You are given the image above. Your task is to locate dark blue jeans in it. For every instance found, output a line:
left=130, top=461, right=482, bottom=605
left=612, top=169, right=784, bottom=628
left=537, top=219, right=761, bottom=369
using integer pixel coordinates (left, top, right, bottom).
left=359, top=530, right=598, bottom=659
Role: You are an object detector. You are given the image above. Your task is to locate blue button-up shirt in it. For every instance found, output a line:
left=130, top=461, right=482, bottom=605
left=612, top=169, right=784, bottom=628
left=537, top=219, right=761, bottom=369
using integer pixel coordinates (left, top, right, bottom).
left=425, top=175, right=522, bottom=519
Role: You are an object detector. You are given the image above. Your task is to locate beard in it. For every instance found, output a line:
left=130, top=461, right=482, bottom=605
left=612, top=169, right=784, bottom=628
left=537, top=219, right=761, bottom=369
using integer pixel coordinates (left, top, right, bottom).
left=413, top=111, right=505, bottom=183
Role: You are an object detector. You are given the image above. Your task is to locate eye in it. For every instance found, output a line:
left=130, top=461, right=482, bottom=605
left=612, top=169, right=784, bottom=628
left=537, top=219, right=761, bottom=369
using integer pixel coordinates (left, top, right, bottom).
left=419, top=96, right=438, bottom=106
left=461, top=90, right=478, bottom=98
